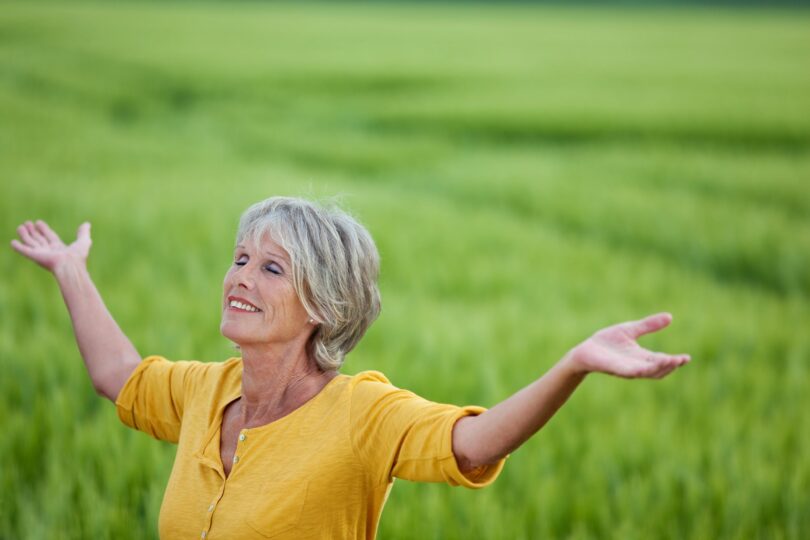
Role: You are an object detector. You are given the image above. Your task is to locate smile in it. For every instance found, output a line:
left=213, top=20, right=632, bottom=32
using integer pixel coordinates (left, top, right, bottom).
left=228, top=300, right=261, bottom=312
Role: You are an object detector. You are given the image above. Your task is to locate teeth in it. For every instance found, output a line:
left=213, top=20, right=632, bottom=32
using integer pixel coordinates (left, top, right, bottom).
left=230, top=300, right=259, bottom=312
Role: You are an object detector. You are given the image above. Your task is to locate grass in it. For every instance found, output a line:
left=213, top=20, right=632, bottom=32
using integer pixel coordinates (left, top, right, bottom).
left=1, top=1, right=808, bottom=538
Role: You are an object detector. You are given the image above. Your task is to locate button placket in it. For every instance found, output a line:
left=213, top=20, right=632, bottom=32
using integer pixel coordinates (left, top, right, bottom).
left=204, top=483, right=226, bottom=533
left=232, top=429, right=247, bottom=467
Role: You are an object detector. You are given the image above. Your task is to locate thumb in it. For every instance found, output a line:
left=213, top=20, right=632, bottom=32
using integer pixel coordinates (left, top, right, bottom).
left=77, top=221, right=91, bottom=241
left=628, top=312, right=672, bottom=339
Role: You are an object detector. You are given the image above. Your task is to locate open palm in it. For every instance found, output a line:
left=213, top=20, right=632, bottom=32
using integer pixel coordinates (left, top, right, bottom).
left=569, top=313, right=690, bottom=379
left=11, top=220, right=92, bottom=272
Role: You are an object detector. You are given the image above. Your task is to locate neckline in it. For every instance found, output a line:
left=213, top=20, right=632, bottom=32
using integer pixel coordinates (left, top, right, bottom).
left=225, top=368, right=348, bottom=434
left=195, top=363, right=348, bottom=474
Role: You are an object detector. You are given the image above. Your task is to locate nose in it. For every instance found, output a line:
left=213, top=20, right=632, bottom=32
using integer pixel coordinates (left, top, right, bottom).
left=237, top=267, right=257, bottom=290
left=227, top=262, right=256, bottom=291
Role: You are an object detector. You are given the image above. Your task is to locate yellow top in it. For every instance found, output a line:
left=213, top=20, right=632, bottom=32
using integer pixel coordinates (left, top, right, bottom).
left=115, top=356, right=506, bottom=539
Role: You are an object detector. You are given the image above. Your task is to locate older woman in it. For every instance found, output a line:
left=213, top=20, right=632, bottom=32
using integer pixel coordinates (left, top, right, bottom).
left=11, top=196, right=690, bottom=539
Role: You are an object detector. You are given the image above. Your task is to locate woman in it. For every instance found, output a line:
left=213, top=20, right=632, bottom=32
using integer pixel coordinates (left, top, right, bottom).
left=11, top=196, right=690, bottom=539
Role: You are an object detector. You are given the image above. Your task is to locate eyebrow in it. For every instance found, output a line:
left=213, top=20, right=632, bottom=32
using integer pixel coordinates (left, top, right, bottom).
left=234, top=245, right=290, bottom=266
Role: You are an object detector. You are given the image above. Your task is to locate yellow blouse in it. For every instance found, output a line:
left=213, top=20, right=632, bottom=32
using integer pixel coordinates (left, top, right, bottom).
left=115, top=356, right=506, bottom=539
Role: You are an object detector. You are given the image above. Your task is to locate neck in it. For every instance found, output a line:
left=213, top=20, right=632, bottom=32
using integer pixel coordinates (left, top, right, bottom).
left=236, top=341, right=337, bottom=425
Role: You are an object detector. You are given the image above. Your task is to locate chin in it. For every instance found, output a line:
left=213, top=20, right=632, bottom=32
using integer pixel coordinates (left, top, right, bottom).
left=220, top=324, right=265, bottom=349
left=219, top=322, right=243, bottom=345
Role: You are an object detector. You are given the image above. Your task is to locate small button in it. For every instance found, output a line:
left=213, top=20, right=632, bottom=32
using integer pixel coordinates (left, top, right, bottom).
left=201, top=532, right=207, bottom=539
left=239, top=433, right=246, bottom=442
left=233, top=455, right=239, bottom=464
left=208, top=504, right=214, bottom=512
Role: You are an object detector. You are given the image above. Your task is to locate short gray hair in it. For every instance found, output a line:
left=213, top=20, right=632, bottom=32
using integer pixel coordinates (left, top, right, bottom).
left=235, top=196, right=381, bottom=371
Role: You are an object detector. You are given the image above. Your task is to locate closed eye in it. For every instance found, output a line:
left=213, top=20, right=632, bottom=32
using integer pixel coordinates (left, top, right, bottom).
left=233, top=257, right=283, bottom=275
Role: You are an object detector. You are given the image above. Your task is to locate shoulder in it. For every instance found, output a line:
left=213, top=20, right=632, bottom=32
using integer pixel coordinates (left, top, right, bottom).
left=127, top=355, right=242, bottom=391
left=182, top=356, right=242, bottom=393
left=346, top=370, right=429, bottom=414
left=201, top=356, right=242, bottom=379
left=347, top=369, right=392, bottom=386
left=345, top=370, right=405, bottom=397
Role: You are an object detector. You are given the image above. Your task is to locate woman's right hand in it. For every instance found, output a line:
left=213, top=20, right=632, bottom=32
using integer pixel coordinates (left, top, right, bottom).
left=11, top=220, right=92, bottom=273
left=12, top=219, right=139, bottom=402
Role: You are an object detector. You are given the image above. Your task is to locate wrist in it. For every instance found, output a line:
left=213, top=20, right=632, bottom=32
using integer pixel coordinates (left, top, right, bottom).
left=53, top=256, right=88, bottom=284
left=559, top=350, right=589, bottom=379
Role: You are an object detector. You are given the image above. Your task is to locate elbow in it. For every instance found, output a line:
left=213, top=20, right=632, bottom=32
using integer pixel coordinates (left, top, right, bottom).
left=452, top=416, right=504, bottom=472
left=92, top=380, right=116, bottom=402
left=92, top=359, right=139, bottom=403
left=454, top=447, right=504, bottom=475
left=459, top=452, right=505, bottom=472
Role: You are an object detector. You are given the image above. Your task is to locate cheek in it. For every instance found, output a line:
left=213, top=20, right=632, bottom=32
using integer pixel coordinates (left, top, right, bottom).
left=223, top=268, right=236, bottom=287
left=277, top=286, right=305, bottom=322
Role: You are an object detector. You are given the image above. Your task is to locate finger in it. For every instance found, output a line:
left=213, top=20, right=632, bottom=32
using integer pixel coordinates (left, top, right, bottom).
left=626, top=360, right=669, bottom=379
left=77, top=222, right=91, bottom=241
left=620, top=360, right=660, bottom=379
left=675, top=353, right=691, bottom=364
left=17, top=223, right=39, bottom=247
left=658, top=354, right=691, bottom=376
left=648, top=352, right=691, bottom=378
left=639, top=349, right=683, bottom=362
left=24, top=221, right=48, bottom=247
left=35, top=220, right=61, bottom=244
left=651, top=363, right=679, bottom=379
left=645, top=351, right=689, bottom=365
left=654, top=353, right=691, bottom=366
left=618, top=351, right=690, bottom=379
left=11, top=238, right=38, bottom=258
left=624, top=312, right=673, bottom=340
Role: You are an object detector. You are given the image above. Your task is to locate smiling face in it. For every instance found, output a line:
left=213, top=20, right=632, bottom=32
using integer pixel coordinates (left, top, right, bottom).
left=220, top=232, right=313, bottom=349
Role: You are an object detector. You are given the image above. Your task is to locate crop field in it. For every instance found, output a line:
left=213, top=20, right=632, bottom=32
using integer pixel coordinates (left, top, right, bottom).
left=1, top=1, right=809, bottom=538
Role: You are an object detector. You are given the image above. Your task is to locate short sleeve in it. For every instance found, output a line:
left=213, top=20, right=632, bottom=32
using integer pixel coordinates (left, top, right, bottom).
left=115, top=355, right=210, bottom=443
left=349, top=372, right=506, bottom=489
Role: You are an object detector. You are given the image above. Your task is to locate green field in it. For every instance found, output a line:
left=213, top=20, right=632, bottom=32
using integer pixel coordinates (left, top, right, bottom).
left=2, top=1, right=809, bottom=538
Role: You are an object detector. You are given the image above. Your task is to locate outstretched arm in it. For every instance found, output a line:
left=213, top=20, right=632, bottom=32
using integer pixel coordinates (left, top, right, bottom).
left=452, top=313, right=691, bottom=471
left=11, top=220, right=141, bottom=402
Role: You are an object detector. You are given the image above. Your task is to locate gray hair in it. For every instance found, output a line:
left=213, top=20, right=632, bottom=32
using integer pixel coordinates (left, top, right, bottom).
left=235, top=196, right=381, bottom=371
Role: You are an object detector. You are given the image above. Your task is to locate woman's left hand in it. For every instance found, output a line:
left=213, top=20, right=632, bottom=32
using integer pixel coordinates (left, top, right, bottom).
left=452, top=312, right=691, bottom=470
left=563, top=312, right=691, bottom=379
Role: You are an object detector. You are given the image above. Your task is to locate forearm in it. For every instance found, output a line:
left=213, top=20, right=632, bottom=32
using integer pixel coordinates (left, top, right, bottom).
left=453, top=354, right=586, bottom=470
left=54, top=259, right=140, bottom=401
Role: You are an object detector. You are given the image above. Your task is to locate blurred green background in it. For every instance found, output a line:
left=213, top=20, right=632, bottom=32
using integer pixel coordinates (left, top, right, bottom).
left=2, top=1, right=809, bottom=539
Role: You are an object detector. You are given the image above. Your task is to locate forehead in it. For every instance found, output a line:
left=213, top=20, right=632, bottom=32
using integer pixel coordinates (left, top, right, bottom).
left=235, top=232, right=291, bottom=263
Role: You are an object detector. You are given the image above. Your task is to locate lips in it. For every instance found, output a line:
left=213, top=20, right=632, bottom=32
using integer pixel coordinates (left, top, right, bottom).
left=227, top=295, right=262, bottom=312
